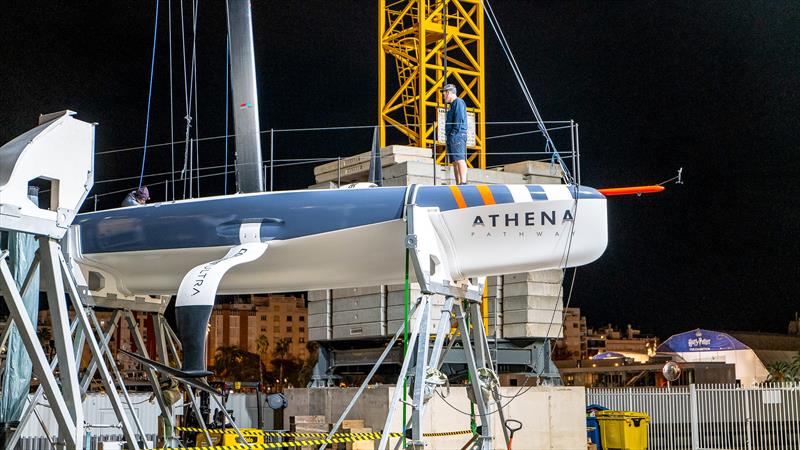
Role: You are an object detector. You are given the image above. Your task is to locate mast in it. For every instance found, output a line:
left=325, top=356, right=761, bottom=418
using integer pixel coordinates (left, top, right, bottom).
left=226, top=0, right=264, bottom=193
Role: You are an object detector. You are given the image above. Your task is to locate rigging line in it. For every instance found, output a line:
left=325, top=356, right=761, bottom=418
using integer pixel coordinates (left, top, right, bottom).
left=193, top=0, right=201, bottom=197
left=482, top=0, right=573, bottom=184
left=168, top=0, right=176, bottom=201
left=486, top=125, right=573, bottom=140
left=543, top=194, right=580, bottom=341
left=95, top=168, right=237, bottom=199
left=224, top=33, right=230, bottom=195
left=179, top=0, right=189, bottom=197
left=95, top=121, right=578, bottom=156
left=138, top=0, right=161, bottom=189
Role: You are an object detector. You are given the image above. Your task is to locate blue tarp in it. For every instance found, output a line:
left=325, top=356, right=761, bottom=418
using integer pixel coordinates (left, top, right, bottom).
left=657, top=328, right=749, bottom=353
left=0, top=187, right=40, bottom=423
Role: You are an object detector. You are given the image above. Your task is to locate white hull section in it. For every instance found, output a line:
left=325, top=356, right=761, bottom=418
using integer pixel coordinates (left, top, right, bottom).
left=70, top=197, right=606, bottom=297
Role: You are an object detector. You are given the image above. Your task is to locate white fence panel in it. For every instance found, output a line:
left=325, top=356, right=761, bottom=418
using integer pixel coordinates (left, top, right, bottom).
left=587, top=382, right=800, bottom=450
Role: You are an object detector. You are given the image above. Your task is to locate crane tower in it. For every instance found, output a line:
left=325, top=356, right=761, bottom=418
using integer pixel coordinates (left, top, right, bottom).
left=379, top=0, right=486, bottom=168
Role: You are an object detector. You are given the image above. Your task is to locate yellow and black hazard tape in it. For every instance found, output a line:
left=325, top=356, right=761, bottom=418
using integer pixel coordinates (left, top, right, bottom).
left=158, top=428, right=474, bottom=450
left=174, top=427, right=472, bottom=438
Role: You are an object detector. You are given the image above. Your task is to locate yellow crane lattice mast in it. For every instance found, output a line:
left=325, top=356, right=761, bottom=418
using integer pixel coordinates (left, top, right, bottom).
left=379, top=0, right=486, bottom=169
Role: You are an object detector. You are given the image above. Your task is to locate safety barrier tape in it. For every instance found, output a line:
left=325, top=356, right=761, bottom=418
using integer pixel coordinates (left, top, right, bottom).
left=174, top=427, right=472, bottom=438
left=156, top=428, right=474, bottom=450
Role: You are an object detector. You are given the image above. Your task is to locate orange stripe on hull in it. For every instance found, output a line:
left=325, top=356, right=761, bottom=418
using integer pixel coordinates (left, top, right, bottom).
left=449, top=185, right=468, bottom=209
left=475, top=185, right=496, bottom=205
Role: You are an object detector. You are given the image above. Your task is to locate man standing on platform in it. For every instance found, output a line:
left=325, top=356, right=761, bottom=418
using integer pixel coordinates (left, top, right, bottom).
left=441, top=83, right=468, bottom=185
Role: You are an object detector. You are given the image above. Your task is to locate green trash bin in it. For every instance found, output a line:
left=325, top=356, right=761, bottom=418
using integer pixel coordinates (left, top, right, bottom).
left=596, top=410, right=649, bottom=450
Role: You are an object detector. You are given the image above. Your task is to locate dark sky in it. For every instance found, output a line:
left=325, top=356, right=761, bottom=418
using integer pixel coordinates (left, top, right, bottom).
left=1, top=1, right=798, bottom=339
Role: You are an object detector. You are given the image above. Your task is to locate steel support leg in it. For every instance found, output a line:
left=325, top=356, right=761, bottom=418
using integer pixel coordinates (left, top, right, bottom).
left=58, top=253, right=143, bottom=450
left=5, top=317, right=79, bottom=450
left=321, top=301, right=421, bottom=450
left=410, top=296, right=432, bottom=448
left=0, top=252, right=77, bottom=449
left=87, top=309, right=148, bottom=447
left=455, top=302, right=492, bottom=450
left=429, top=296, right=455, bottom=370
left=377, top=295, right=429, bottom=450
left=123, top=310, right=176, bottom=430
left=39, top=238, right=84, bottom=449
left=468, top=303, right=510, bottom=449
left=80, top=310, right=122, bottom=396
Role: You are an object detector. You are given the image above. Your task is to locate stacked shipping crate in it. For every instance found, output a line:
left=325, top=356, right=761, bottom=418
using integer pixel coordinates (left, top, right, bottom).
left=307, top=146, right=567, bottom=341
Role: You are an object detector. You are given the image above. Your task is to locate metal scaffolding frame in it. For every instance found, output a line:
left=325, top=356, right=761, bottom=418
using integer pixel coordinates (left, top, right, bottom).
left=379, top=0, right=487, bottom=169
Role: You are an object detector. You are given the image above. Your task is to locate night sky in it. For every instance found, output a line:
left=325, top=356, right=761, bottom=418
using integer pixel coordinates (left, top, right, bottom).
left=1, top=1, right=798, bottom=340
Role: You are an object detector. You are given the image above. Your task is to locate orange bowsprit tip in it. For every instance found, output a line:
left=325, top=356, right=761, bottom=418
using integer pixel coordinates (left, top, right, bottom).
left=597, top=185, right=666, bottom=196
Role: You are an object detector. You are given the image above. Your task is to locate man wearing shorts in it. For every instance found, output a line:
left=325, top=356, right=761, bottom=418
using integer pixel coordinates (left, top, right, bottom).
left=441, top=83, right=468, bottom=185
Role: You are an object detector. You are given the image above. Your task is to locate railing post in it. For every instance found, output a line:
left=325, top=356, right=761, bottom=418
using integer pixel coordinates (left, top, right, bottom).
left=269, top=128, right=274, bottom=191
left=689, top=384, right=700, bottom=450
left=743, top=386, right=753, bottom=450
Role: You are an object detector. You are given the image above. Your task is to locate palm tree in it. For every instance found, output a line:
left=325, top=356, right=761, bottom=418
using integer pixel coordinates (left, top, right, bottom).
left=213, top=345, right=262, bottom=381
left=273, top=338, right=292, bottom=391
left=255, top=334, right=269, bottom=388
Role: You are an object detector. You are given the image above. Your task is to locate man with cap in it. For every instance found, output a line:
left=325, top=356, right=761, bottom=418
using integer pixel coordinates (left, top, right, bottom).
left=121, top=186, right=150, bottom=207
left=441, top=83, right=468, bottom=185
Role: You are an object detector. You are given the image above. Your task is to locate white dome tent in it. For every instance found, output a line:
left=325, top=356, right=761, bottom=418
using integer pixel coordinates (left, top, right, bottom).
left=658, top=328, right=770, bottom=386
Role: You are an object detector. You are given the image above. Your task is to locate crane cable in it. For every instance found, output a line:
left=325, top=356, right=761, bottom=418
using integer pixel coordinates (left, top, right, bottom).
left=481, top=0, right=574, bottom=184
left=138, top=0, right=161, bottom=189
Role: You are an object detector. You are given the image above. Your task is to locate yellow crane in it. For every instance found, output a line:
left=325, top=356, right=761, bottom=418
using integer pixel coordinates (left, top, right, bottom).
left=379, top=0, right=486, bottom=169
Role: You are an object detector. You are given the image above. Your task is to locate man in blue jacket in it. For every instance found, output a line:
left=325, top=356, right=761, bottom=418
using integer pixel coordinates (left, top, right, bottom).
left=441, top=83, right=468, bottom=185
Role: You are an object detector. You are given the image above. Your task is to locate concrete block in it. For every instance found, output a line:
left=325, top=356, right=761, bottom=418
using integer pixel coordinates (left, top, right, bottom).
left=308, top=327, right=331, bottom=341
left=332, top=286, right=382, bottom=299
left=504, top=270, right=564, bottom=284
left=307, top=289, right=331, bottom=301
left=501, top=308, right=564, bottom=325
left=503, top=295, right=562, bottom=311
left=386, top=290, right=423, bottom=306
left=382, top=175, right=447, bottom=186
left=315, top=160, right=373, bottom=183
left=502, top=281, right=563, bottom=297
left=526, top=174, right=562, bottom=184
left=332, top=294, right=383, bottom=312
left=386, top=283, right=422, bottom=292
left=387, top=300, right=444, bottom=322
left=503, top=323, right=563, bottom=339
left=313, top=146, right=431, bottom=177
left=381, top=145, right=432, bottom=158
left=308, top=313, right=331, bottom=329
left=466, top=168, right=526, bottom=185
left=333, top=307, right=383, bottom=325
left=382, top=161, right=448, bottom=179
left=308, top=181, right=338, bottom=189
left=332, top=322, right=385, bottom=339
left=503, top=160, right=563, bottom=177
left=307, top=300, right=330, bottom=315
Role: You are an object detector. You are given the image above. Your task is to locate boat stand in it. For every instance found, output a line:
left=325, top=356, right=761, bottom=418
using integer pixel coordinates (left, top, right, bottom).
left=321, top=191, right=512, bottom=450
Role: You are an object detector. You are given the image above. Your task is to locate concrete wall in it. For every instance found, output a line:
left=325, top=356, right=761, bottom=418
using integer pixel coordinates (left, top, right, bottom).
left=284, top=385, right=586, bottom=450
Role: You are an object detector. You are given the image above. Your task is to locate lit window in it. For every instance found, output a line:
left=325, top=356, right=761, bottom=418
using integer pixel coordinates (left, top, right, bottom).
left=273, top=326, right=280, bottom=333
left=300, top=337, right=305, bottom=343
